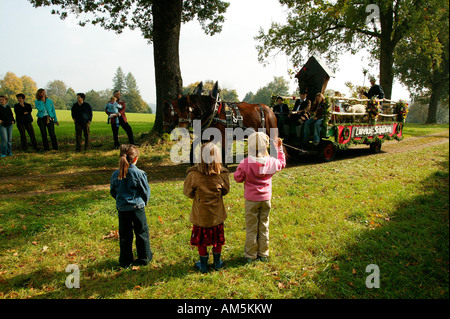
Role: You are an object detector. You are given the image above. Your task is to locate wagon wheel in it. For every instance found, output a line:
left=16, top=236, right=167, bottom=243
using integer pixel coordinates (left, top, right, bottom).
left=370, top=140, right=382, bottom=154
left=318, top=140, right=336, bottom=162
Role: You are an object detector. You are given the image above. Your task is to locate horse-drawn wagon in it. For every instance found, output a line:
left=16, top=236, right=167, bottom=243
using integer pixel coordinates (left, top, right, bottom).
left=273, top=56, right=407, bottom=162
left=274, top=95, right=406, bottom=161
left=164, top=57, right=407, bottom=164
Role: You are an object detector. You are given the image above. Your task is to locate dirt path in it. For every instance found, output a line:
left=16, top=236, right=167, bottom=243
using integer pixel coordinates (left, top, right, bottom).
left=0, top=131, right=448, bottom=199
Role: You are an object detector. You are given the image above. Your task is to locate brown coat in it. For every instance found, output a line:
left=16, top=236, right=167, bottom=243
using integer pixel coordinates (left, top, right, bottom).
left=183, top=166, right=230, bottom=228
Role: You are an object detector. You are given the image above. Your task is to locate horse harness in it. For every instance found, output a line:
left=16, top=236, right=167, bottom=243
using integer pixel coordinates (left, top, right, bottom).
left=212, top=102, right=265, bottom=131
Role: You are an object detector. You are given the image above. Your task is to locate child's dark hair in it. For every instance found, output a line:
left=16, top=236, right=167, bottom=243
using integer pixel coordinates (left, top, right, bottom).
left=118, top=144, right=139, bottom=180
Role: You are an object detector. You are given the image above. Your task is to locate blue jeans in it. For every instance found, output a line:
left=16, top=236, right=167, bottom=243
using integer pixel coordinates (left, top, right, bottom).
left=302, top=117, right=323, bottom=143
left=0, top=124, right=13, bottom=156
left=118, top=207, right=153, bottom=267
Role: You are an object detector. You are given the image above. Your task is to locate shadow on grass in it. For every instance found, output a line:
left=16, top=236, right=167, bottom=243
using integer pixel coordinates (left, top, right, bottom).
left=308, top=153, right=449, bottom=298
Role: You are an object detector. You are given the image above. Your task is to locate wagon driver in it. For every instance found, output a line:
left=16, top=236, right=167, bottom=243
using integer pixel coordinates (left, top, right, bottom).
left=361, top=77, right=384, bottom=99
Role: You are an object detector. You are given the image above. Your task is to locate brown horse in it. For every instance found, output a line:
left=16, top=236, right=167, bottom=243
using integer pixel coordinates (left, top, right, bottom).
left=174, top=82, right=279, bottom=163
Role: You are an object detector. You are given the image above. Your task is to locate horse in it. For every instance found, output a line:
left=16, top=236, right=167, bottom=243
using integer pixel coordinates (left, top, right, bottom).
left=174, top=81, right=279, bottom=164
left=163, top=83, right=204, bottom=134
left=162, top=99, right=179, bottom=134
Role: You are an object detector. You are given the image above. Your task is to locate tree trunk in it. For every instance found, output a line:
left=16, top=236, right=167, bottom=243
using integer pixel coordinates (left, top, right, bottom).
left=426, top=70, right=446, bottom=124
left=152, top=0, right=183, bottom=133
left=378, top=7, right=395, bottom=100
left=379, top=39, right=394, bottom=100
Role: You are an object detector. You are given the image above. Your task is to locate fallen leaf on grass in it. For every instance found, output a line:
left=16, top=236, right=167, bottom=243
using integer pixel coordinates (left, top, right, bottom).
left=102, top=230, right=119, bottom=240
left=278, top=282, right=287, bottom=289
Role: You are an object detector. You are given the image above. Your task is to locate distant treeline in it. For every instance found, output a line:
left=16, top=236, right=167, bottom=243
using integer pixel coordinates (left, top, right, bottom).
left=0, top=67, right=152, bottom=114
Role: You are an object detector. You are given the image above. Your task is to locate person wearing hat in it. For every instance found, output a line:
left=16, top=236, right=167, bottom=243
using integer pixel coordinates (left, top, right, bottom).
left=14, top=93, right=40, bottom=152
left=272, top=96, right=290, bottom=137
left=361, top=77, right=385, bottom=99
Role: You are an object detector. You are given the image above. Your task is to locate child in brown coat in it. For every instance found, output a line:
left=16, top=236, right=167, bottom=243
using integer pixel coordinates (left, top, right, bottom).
left=183, top=143, right=230, bottom=273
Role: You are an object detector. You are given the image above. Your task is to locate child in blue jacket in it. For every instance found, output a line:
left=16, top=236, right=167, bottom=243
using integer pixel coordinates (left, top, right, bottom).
left=110, top=144, right=153, bottom=267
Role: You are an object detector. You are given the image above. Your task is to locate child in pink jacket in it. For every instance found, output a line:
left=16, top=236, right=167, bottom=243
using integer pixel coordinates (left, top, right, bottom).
left=234, top=131, right=286, bottom=262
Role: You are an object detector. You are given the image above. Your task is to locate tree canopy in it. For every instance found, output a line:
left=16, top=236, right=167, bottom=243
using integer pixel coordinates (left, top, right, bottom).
left=0, top=72, right=38, bottom=106
left=255, top=0, right=439, bottom=100
left=243, top=76, right=290, bottom=105
left=28, top=0, right=230, bottom=133
left=393, top=3, right=449, bottom=123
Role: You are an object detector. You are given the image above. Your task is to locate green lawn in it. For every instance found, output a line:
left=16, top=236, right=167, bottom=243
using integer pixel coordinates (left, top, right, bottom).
left=0, top=119, right=448, bottom=299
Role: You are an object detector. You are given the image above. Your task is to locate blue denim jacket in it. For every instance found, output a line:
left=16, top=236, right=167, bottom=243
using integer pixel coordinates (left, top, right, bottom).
left=110, top=164, right=151, bottom=211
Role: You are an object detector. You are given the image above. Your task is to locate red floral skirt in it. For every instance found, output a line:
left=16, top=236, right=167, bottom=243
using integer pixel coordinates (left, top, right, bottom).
left=190, top=223, right=225, bottom=247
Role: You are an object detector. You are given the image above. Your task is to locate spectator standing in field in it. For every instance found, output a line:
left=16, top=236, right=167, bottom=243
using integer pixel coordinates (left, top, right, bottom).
left=233, top=132, right=286, bottom=263
left=183, top=143, right=230, bottom=273
left=71, top=93, right=93, bottom=152
left=105, top=96, right=122, bottom=126
left=0, top=95, right=15, bottom=157
left=14, top=93, right=39, bottom=152
left=110, top=144, right=153, bottom=268
left=106, top=90, right=135, bottom=149
left=35, top=88, right=59, bottom=151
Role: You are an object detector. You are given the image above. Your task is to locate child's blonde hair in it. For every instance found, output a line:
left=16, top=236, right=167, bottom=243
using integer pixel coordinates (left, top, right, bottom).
left=248, top=131, right=269, bottom=157
left=197, top=142, right=222, bottom=175
left=118, top=144, right=139, bottom=180
left=111, top=96, right=117, bottom=102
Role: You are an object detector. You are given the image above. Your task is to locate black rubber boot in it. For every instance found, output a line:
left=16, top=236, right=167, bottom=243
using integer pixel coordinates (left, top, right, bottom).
left=195, top=255, right=209, bottom=273
left=213, top=252, right=224, bottom=270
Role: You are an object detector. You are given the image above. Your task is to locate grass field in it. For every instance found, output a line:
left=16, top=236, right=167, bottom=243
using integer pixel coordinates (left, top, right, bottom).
left=0, top=112, right=448, bottom=300
left=8, top=110, right=155, bottom=150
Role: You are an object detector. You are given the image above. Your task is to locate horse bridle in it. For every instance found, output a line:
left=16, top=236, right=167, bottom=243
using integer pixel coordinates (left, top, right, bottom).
left=163, top=102, right=178, bottom=130
left=176, top=96, right=194, bottom=126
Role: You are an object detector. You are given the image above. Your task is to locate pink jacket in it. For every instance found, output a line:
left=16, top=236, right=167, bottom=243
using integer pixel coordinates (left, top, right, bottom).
left=233, top=149, right=286, bottom=201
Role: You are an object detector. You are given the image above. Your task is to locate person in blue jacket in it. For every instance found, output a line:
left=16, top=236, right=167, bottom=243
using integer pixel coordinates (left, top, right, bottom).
left=110, top=144, right=153, bottom=268
left=35, top=88, right=59, bottom=151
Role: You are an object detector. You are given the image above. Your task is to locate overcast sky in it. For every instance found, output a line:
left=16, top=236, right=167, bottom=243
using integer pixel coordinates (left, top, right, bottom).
left=0, top=0, right=410, bottom=104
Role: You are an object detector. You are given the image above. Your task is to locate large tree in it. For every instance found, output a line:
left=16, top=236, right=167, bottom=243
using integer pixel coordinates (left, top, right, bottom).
left=255, top=0, right=434, bottom=100
left=112, top=67, right=126, bottom=94
left=394, top=2, right=449, bottom=123
left=28, top=0, right=229, bottom=133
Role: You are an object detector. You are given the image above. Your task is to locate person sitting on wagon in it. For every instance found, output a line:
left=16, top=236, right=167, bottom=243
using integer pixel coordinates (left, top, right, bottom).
left=302, top=93, right=326, bottom=146
left=361, top=77, right=384, bottom=99
left=273, top=96, right=290, bottom=137
left=288, top=92, right=311, bottom=138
